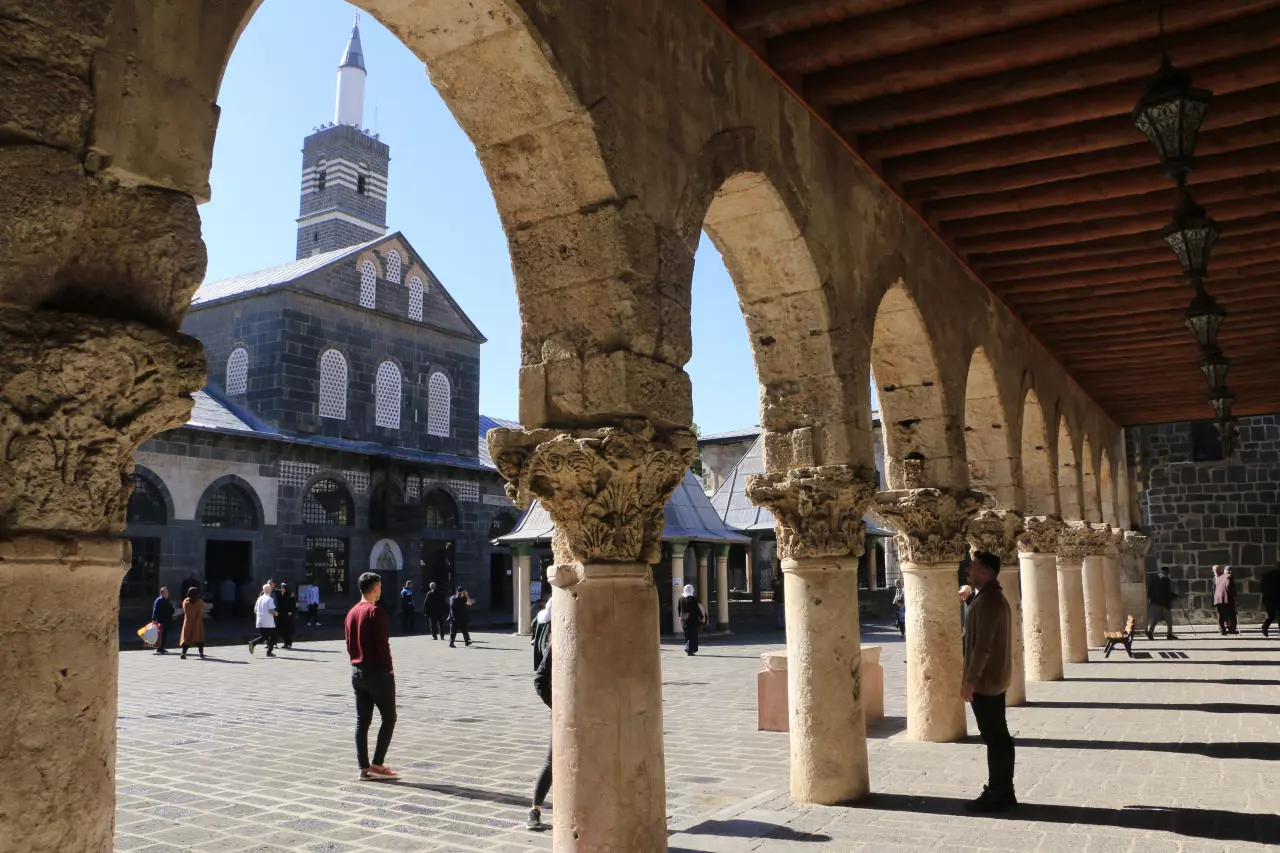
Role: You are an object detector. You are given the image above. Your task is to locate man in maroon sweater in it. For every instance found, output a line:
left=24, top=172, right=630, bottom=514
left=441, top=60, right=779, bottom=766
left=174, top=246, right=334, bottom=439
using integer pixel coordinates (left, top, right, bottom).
left=345, top=572, right=398, bottom=781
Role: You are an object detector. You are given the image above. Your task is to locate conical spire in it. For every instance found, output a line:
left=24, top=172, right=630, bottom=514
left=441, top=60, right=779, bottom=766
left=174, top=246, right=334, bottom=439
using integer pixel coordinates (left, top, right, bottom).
left=334, top=13, right=367, bottom=126
left=340, top=13, right=365, bottom=71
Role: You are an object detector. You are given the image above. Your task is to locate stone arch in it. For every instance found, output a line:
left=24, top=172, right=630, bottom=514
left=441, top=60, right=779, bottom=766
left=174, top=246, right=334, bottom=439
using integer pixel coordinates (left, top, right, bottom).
left=1019, top=388, right=1057, bottom=516
left=127, top=465, right=175, bottom=525
left=1099, top=447, right=1117, bottom=526
left=962, top=347, right=1016, bottom=508
left=871, top=281, right=956, bottom=489
left=195, top=474, right=263, bottom=530
left=1080, top=435, right=1101, bottom=523
left=1057, top=414, right=1082, bottom=521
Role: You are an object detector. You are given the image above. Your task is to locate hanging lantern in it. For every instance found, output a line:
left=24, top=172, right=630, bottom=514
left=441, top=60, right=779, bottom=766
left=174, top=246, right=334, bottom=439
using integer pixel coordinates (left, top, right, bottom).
left=1131, top=55, right=1213, bottom=184
left=1163, top=191, right=1220, bottom=279
left=1208, top=388, right=1235, bottom=420
left=1216, top=418, right=1238, bottom=457
left=1198, top=346, right=1230, bottom=389
left=1184, top=289, right=1226, bottom=349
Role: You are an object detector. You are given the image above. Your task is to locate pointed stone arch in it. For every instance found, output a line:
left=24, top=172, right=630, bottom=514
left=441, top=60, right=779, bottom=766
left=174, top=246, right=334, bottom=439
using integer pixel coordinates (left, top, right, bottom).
left=1057, top=414, right=1082, bottom=521
left=1020, top=388, right=1057, bottom=516
left=871, top=281, right=956, bottom=489
left=1080, top=435, right=1101, bottom=523
left=963, top=347, right=1016, bottom=507
left=1099, top=447, right=1117, bottom=526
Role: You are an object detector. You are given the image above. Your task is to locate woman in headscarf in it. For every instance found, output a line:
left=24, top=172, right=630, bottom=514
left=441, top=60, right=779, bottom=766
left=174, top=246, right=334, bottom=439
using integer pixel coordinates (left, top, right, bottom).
left=179, top=587, right=206, bottom=659
left=677, top=584, right=706, bottom=656
left=275, top=583, right=298, bottom=649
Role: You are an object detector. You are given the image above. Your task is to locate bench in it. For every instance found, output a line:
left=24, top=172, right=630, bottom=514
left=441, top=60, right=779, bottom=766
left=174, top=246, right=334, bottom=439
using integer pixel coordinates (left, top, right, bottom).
left=1102, top=614, right=1136, bottom=658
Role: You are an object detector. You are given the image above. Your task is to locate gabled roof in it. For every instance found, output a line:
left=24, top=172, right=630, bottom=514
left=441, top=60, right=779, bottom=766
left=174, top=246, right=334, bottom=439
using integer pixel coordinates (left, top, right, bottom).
left=498, top=471, right=749, bottom=546
left=700, top=426, right=762, bottom=443
left=708, top=434, right=891, bottom=536
left=477, top=414, right=521, bottom=470
left=187, top=390, right=255, bottom=432
left=191, top=237, right=383, bottom=306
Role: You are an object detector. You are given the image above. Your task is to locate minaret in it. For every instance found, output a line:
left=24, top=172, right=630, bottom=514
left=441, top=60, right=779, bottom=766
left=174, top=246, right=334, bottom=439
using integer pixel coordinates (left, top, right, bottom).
left=295, top=15, right=390, bottom=259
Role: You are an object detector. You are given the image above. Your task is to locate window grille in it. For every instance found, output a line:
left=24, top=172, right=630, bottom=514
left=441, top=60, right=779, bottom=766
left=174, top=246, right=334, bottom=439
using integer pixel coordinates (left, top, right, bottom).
left=200, top=483, right=258, bottom=529
left=226, top=348, right=248, bottom=396
left=302, top=478, right=354, bottom=526
left=359, top=261, right=377, bottom=309
left=405, top=474, right=421, bottom=501
left=306, top=536, right=349, bottom=596
left=122, top=537, right=161, bottom=600
left=408, top=276, right=424, bottom=321
left=427, top=372, right=451, bottom=437
left=126, top=474, right=167, bottom=526
left=423, top=489, right=459, bottom=529
left=385, top=250, right=402, bottom=284
left=375, top=361, right=401, bottom=429
left=319, top=350, right=348, bottom=419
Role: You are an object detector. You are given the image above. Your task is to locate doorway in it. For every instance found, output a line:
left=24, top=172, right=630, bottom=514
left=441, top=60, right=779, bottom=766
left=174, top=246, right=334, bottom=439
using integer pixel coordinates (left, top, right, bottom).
left=421, top=539, right=456, bottom=591
left=205, top=540, right=252, bottom=619
left=490, top=552, right=509, bottom=612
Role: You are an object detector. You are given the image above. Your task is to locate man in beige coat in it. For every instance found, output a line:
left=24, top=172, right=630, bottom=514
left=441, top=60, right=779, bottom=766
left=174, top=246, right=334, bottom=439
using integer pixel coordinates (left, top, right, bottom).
left=961, top=550, right=1015, bottom=813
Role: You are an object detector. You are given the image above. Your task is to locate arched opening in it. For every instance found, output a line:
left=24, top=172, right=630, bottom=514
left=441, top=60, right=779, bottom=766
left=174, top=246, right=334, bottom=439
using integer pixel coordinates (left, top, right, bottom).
left=1057, top=415, right=1082, bottom=521
left=302, top=478, right=354, bottom=527
left=488, top=511, right=518, bottom=540
left=1020, top=388, right=1057, bottom=516
left=963, top=347, right=1016, bottom=508
left=126, top=472, right=168, bottom=526
left=199, top=482, right=260, bottom=530
left=303, top=477, right=355, bottom=598
left=123, top=472, right=169, bottom=603
left=1099, top=447, right=1117, bottom=526
left=871, top=281, right=954, bottom=489
left=423, top=488, right=460, bottom=530
left=1080, top=435, right=1101, bottom=523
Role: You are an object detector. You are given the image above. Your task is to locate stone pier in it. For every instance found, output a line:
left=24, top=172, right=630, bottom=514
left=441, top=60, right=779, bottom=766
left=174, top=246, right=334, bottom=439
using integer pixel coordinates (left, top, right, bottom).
left=965, top=510, right=1025, bottom=705
left=669, top=543, right=687, bottom=634
left=1121, top=532, right=1152, bottom=627
left=1017, top=516, right=1066, bottom=682
left=514, top=546, right=533, bottom=635
left=1081, top=524, right=1115, bottom=649
left=1056, top=522, right=1111, bottom=664
left=1103, top=529, right=1125, bottom=632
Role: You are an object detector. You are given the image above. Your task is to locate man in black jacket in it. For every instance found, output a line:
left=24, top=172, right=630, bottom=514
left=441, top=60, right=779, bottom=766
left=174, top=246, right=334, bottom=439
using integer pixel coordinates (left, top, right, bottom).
left=423, top=582, right=447, bottom=640
left=528, top=644, right=552, bottom=831
left=448, top=586, right=473, bottom=647
left=1261, top=564, right=1280, bottom=637
left=1146, top=567, right=1178, bottom=641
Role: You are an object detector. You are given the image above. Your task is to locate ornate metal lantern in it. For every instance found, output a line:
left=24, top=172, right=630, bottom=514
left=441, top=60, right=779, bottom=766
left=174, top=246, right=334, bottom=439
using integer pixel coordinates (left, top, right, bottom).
left=1163, top=192, right=1220, bottom=279
left=1184, top=289, right=1227, bottom=349
left=1131, top=56, right=1213, bottom=184
left=1198, top=346, right=1231, bottom=389
left=1208, top=389, right=1235, bottom=420
left=1216, top=418, right=1238, bottom=457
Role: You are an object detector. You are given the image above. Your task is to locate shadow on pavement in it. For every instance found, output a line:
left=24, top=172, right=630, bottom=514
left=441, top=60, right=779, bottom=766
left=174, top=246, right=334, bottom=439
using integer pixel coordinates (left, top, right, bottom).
left=1016, top=736, right=1280, bottom=761
left=867, top=716, right=907, bottom=738
left=1027, top=700, right=1280, bottom=714
left=1094, top=658, right=1280, bottom=666
left=1066, top=676, right=1280, bottom=686
left=393, top=780, right=529, bottom=808
left=677, top=819, right=830, bottom=842
left=854, top=792, right=1278, bottom=845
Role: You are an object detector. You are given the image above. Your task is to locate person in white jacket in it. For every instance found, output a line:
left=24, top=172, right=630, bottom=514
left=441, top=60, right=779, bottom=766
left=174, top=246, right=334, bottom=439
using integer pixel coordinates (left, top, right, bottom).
left=299, top=582, right=321, bottom=627
left=249, top=582, right=279, bottom=657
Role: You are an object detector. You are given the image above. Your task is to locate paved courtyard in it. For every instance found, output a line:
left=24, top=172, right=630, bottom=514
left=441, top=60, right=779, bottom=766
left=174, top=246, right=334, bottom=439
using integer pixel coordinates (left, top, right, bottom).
left=116, top=624, right=1280, bottom=852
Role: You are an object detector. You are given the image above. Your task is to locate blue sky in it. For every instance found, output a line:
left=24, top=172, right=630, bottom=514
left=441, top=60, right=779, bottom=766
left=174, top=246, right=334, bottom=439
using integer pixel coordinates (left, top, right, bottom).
left=202, top=0, right=767, bottom=434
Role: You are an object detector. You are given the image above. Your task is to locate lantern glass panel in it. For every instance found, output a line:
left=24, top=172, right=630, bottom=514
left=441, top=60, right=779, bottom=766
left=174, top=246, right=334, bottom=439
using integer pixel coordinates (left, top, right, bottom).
left=1198, top=351, right=1230, bottom=389
left=1184, top=293, right=1226, bottom=348
left=1209, top=393, right=1234, bottom=420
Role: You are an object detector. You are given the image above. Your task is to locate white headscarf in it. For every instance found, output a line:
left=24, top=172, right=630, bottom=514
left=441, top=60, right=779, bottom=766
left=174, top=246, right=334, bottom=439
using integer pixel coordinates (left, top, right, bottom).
left=682, top=584, right=695, bottom=597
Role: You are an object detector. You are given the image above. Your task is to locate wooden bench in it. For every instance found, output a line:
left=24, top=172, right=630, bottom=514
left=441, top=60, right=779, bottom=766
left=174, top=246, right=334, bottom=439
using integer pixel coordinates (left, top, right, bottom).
left=1102, top=615, right=1136, bottom=658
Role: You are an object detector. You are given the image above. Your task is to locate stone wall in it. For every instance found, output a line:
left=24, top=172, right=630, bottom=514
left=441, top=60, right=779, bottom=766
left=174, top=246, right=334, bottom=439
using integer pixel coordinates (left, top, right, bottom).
left=1129, top=415, right=1280, bottom=622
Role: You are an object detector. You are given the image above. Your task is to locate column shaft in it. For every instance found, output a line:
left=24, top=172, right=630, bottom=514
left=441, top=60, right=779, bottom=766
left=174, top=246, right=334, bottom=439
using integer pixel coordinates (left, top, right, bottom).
left=696, top=549, right=710, bottom=615
left=903, top=561, right=967, bottom=742
left=1003, top=563, right=1027, bottom=707
left=1019, top=552, right=1064, bottom=681
left=1057, top=558, right=1088, bottom=664
left=669, top=547, right=686, bottom=635
left=515, top=552, right=532, bottom=635
left=715, top=547, right=730, bottom=630
left=1103, top=555, right=1124, bottom=631
left=550, top=563, right=666, bottom=852
left=1081, top=555, right=1108, bottom=648
left=783, top=556, right=868, bottom=803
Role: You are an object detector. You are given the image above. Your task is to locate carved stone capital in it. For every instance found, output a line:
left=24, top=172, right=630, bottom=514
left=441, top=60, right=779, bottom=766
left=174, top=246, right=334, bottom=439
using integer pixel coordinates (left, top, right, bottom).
left=1016, top=515, right=1065, bottom=555
left=965, top=509, right=1025, bottom=563
left=485, top=419, right=697, bottom=564
left=1056, top=521, right=1113, bottom=562
left=1122, top=530, right=1151, bottom=559
left=0, top=310, right=204, bottom=535
left=872, top=488, right=985, bottom=565
left=744, top=465, right=877, bottom=561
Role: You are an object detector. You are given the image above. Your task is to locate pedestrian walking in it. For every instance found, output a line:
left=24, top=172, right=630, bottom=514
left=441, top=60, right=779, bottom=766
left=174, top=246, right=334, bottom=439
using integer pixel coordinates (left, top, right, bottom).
left=527, top=637, right=552, bottom=831
left=399, top=581, right=416, bottom=634
left=892, top=577, right=906, bottom=637
left=276, top=583, right=297, bottom=649
left=1146, top=566, right=1178, bottom=640
left=345, top=571, right=399, bottom=781
left=531, top=598, right=552, bottom=670
left=1261, top=562, right=1280, bottom=638
left=961, top=550, right=1016, bottom=813
left=299, top=581, right=321, bottom=627
left=179, top=587, right=206, bottom=659
left=151, top=587, right=175, bottom=655
left=217, top=577, right=237, bottom=621
left=424, top=581, right=447, bottom=640
left=448, top=586, right=473, bottom=647
left=249, top=581, right=279, bottom=657
left=1213, top=565, right=1238, bottom=635
left=677, top=584, right=706, bottom=656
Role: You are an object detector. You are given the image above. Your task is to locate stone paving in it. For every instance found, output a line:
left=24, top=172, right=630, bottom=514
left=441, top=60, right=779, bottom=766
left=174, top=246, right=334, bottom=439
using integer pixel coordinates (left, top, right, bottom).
left=116, top=623, right=1280, bottom=852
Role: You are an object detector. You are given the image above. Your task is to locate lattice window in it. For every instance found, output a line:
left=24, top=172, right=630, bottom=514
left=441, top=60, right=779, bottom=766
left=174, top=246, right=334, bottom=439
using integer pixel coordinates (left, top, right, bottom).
left=306, top=536, right=349, bottom=596
left=342, top=470, right=370, bottom=494
left=200, top=483, right=258, bottom=529
left=302, top=478, right=354, bottom=526
left=427, top=372, right=451, bottom=437
left=122, top=537, right=160, bottom=600
left=408, top=276, right=424, bottom=321
left=423, top=489, right=459, bottom=529
left=375, top=361, right=401, bottom=429
left=319, top=350, right=347, bottom=419
left=385, top=250, right=402, bottom=284
left=279, top=460, right=321, bottom=488
left=225, top=348, right=248, bottom=396
left=126, top=474, right=167, bottom=526
left=405, top=474, right=421, bottom=501
left=449, top=479, right=479, bottom=502
left=359, top=261, right=377, bottom=309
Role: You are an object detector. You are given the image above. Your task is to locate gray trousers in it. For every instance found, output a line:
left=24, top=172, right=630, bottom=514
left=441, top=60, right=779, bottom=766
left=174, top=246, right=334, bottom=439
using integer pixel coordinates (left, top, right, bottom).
left=1147, top=604, right=1173, bottom=637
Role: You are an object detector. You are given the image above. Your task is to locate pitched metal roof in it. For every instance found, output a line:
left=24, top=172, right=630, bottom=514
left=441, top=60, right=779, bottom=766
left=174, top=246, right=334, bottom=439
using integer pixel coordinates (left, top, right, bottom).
left=699, top=426, right=762, bottom=443
left=191, top=238, right=382, bottom=306
left=497, top=471, right=749, bottom=546
left=187, top=390, right=255, bottom=432
left=477, top=414, right=521, bottom=470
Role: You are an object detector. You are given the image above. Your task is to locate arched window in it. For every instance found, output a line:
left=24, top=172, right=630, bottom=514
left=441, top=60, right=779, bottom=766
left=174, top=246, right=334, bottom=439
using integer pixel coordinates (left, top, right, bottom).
left=302, top=478, right=354, bottom=526
left=225, top=347, right=248, bottom=396
left=385, top=250, right=402, bottom=284
left=423, top=489, right=459, bottom=529
left=359, top=261, right=377, bottom=309
left=488, top=512, right=517, bottom=540
left=126, top=473, right=167, bottom=526
left=200, top=482, right=258, bottom=529
left=357, top=174, right=368, bottom=195
left=427, top=372, right=451, bottom=437
left=408, top=276, right=424, bottom=321
left=375, top=361, right=402, bottom=429
left=319, top=350, right=347, bottom=419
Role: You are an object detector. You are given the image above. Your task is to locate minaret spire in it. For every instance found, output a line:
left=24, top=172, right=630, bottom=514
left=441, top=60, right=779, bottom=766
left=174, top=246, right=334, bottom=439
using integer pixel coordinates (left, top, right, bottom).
left=335, top=14, right=366, bottom=126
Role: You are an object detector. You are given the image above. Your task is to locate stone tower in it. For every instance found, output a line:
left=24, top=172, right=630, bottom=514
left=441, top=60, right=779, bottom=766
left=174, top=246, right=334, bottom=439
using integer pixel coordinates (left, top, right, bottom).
left=295, top=16, right=390, bottom=259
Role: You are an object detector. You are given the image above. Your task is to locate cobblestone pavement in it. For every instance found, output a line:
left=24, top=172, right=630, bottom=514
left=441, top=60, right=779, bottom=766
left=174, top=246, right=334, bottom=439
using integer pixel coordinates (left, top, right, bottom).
left=116, top=623, right=1280, bottom=852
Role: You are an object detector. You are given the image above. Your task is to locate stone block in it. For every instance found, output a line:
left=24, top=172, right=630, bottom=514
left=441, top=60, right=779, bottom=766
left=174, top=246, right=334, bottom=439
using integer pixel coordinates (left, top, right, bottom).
left=756, top=646, right=884, bottom=732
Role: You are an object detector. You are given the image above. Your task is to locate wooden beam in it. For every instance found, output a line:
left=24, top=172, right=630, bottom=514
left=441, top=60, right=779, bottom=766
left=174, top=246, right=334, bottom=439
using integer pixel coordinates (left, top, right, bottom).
left=992, top=247, right=1280, bottom=293
left=730, top=0, right=920, bottom=33
left=767, top=0, right=1108, bottom=73
left=857, top=50, right=1280, bottom=161
left=829, top=10, right=1280, bottom=129
left=1005, top=270, right=1280, bottom=308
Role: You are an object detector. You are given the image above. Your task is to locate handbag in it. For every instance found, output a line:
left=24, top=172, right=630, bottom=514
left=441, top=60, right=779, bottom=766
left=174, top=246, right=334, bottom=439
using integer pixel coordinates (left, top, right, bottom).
left=137, top=622, right=160, bottom=647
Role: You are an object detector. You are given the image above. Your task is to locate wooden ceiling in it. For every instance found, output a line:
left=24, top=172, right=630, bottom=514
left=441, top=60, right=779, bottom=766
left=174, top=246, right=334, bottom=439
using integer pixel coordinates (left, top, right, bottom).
left=703, top=0, right=1280, bottom=426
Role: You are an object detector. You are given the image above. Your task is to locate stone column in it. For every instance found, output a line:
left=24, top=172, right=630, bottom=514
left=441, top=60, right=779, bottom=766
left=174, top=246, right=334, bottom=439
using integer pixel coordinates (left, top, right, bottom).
left=488, top=420, right=696, bottom=852
left=874, top=488, right=984, bottom=743
left=696, top=545, right=710, bottom=616
left=1056, top=522, right=1101, bottom=664
left=715, top=543, right=730, bottom=630
left=747, top=465, right=878, bottom=804
left=1017, top=516, right=1065, bottom=682
left=1081, top=523, right=1113, bottom=648
left=514, top=546, right=532, bottom=635
left=1121, top=532, right=1151, bottom=626
left=966, top=510, right=1025, bottom=705
left=1103, top=529, right=1125, bottom=632
left=669, top=542, right=687, bottom=635
left=0, top=310, right=203, bottom=853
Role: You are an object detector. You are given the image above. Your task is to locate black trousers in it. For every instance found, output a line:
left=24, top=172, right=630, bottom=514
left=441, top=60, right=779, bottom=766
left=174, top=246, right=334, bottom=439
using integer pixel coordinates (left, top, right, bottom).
left=532, top=737, right=552, bottom=808
left=307, top=604, right=319, bottom=625
left=970, top=691, right=1015, bottom=796
left=1216, top=603, right=1236, bottom=633
left=402, top=608, right=416, bottom=633
left=683, top=620, right=700, bottom=655
left=278, top=615, right=295, bottom=647
left=1263, top=602, right=1279, bottom=634
left=450, top=623, right=471, bottom=645
left=352, top=666, right=397, bottom=769
left=428, top=614, right=445, bottom=639
left=251, top=627, right=278, bottom=653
